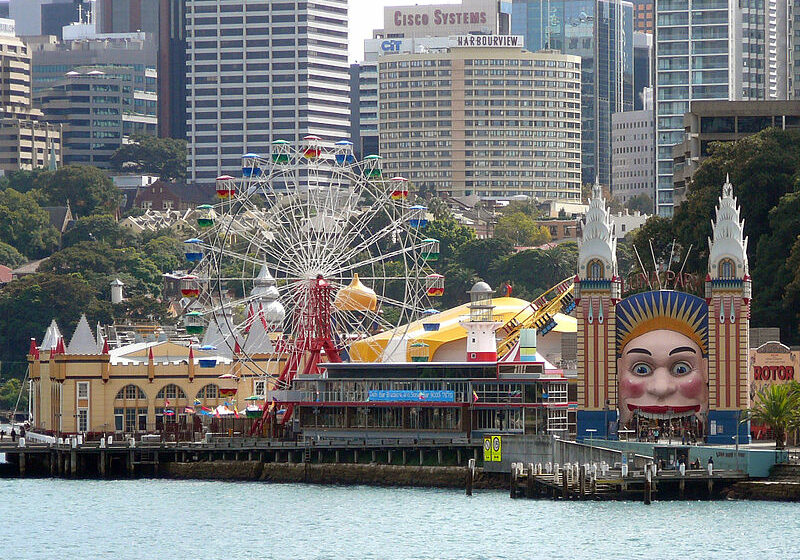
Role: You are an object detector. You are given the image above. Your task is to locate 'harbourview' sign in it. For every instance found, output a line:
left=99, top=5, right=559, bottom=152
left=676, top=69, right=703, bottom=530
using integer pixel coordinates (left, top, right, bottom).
left=452, top=35, right=523, bottom=48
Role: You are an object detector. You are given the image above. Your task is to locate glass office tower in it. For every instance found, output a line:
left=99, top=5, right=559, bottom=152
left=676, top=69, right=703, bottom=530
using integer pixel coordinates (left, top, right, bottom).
left=512, top=0, right=634, bottom=188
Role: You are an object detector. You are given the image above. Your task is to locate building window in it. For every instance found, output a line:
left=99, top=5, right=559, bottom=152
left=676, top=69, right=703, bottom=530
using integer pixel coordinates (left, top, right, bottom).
left=78, top=409, right=88, bottom=432
left=719, top=258, right=735, bottom=279
left=117, top=384, right=146, bottom=400
left=587, top=259, right=605, bottom=280
left=77, top=382, right=88, bottom=399
left=254, top=380, right=266, bottom=397
left=196, top=384, right=220, bottom=399
left=156, top=384, right=187, bottom=400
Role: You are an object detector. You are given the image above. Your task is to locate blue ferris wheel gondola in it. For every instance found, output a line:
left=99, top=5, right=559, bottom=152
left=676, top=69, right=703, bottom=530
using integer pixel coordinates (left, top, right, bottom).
left=334, top=140, right=356, bottom=165
left=184, top=238, right=203, bottom=262
left=242, top=153, right=262, bottom=177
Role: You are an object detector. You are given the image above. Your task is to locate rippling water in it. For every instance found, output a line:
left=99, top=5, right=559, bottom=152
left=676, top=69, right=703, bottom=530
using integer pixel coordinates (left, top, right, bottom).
left=2, top=478, right=798, bottom=559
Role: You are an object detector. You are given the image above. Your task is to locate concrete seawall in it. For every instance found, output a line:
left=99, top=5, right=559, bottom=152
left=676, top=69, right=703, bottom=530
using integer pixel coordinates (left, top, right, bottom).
left=160, top=461, right=506, bottom=489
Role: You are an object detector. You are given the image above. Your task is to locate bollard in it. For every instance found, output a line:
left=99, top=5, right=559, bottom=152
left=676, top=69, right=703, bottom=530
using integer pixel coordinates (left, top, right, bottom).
left=466, top=458, right=475, bottom=496
left=644, top=463, right=653, bottom=505
left=579, top=465, right=586, bottom=497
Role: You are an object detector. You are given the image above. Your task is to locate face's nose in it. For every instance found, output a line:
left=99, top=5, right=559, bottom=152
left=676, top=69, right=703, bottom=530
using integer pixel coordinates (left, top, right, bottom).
left=647, top=367, right=678, bottom=400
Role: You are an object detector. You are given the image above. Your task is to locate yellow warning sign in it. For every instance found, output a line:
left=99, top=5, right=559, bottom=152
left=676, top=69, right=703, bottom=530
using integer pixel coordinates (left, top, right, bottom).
left=483, top=437, right=492, bottom=462
left=491, top=435, right=502, bottom=462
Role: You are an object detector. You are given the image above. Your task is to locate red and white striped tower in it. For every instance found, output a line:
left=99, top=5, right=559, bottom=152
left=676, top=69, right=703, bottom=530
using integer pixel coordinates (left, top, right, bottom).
left=460, top=281, right=502, bottom=362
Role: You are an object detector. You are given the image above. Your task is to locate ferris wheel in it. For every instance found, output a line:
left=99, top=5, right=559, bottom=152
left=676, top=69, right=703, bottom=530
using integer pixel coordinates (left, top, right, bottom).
left=180, top=137, right=444, bottom=389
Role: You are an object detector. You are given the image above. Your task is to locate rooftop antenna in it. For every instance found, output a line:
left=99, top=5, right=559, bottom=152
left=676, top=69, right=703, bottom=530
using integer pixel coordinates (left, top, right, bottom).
left=649, top=239, right=662, bottom=290
left=673, top=244, right=693, bottom=289
left=664, top=238, right=677, bottom=280
left=632, top=244, right=652, bottom=290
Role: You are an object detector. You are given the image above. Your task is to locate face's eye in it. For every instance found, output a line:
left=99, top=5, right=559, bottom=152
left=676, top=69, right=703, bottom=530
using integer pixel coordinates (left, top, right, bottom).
left=632, top=362, right=652, bottom=376
left=671, top=361, right=692, bottom=376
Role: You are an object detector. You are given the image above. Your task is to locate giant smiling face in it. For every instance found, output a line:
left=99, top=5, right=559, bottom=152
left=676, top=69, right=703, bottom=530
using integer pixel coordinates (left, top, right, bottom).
left=618, top=328, right=708, bottom=427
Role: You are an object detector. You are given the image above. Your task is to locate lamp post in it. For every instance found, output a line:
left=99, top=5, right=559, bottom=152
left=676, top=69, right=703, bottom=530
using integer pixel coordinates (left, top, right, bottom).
left=586, top=428, right=597, bottom=468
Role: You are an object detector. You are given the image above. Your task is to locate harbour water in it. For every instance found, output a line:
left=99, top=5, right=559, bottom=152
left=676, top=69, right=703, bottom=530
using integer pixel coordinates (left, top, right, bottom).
left=1, top=478, right=799, bottom=559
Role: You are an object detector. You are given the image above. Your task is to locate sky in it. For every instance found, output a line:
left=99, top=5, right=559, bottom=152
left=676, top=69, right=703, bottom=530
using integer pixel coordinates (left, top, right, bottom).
left=348, top=0, right=462, bottom=62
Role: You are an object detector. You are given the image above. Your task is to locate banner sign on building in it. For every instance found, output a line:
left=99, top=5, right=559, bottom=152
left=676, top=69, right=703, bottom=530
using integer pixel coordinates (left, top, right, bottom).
left=483, top=435, right=502, bottom=462
left=368, top=390, right=456, bottom=402
left=451, top=35, right=523, bottom=48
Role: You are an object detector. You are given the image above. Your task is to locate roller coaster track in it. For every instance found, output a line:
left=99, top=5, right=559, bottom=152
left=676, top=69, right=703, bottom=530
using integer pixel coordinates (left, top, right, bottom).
left=495, top=277, right=576, bottom=359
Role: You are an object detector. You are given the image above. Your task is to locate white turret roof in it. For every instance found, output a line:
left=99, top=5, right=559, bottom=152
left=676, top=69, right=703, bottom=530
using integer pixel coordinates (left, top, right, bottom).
left=708, top=175, right=749, bottom=277
left=578, top=179, right=617, bottom=278
left=41, top=319, right=62, bottom=351
left=67, top=314, right=97, bottom=355
left=201, top=309, right=238, bottom=358
left=243, top=311, right=275, bottom=355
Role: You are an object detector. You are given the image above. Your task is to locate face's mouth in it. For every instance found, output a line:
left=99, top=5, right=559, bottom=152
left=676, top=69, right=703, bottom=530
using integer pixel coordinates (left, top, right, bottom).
left=627, top=404, right=700, bottom=420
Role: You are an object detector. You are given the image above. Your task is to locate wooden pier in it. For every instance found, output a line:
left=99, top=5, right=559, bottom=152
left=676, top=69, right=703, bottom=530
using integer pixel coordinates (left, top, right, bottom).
left=0, top=436, right=483, bottom=478
left=509, top=462, right=748, bottom=501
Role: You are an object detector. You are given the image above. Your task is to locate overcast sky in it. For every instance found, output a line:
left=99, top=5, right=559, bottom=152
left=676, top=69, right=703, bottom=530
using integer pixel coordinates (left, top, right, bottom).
left=348, top=0, right=462, bottom=62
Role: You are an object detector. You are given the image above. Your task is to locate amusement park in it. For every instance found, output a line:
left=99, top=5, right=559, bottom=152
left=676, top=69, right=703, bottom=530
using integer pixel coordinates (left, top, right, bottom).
left=8, top=138, right=794, bottom=496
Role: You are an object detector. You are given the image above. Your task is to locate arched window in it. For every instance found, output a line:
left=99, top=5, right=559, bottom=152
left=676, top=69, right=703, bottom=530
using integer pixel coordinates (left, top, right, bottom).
left=719, top=258, right=735, bottom=280
left=156, top=384, right=187, bottom=400
left=196, top=384, right=220, bottom=399
left=114, top=385, right=147, bottom=433
left=587, top=259, right=604, bottom=280
left=116, top=384, right=146, bottom=400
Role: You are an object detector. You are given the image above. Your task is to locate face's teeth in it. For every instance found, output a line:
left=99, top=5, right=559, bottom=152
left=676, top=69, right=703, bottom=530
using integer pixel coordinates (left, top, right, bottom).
left=637, top=410, right=694, bottom=420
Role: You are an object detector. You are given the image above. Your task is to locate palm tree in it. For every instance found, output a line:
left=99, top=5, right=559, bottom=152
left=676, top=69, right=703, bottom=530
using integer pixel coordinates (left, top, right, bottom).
left=749, top=382, right=800, bottom=449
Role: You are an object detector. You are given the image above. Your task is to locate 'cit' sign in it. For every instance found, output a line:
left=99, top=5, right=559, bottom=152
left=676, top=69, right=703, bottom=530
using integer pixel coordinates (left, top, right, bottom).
left=483, top=436, right=502, bottom=462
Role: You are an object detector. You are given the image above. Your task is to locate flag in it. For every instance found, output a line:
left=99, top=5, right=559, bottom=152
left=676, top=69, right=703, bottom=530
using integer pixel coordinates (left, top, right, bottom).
left=194, top=399, right=201, bottom=406
left=233, top=408, right=240, bottom=419
left=200, top=405, right=212, bottom=413
left=164, top=409, right=175, bottom=416
left=184, top=406, right=195, bottom=414
left=165, top=399, right=170, bottom=407
left=198, top=409, right=211, bottom=416
left=472, top=390, right=479, bottom=403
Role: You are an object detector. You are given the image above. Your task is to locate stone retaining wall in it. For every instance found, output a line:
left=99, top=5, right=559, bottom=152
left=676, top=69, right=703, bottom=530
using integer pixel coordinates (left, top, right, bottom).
left=160, top=461, right=506, bottom=489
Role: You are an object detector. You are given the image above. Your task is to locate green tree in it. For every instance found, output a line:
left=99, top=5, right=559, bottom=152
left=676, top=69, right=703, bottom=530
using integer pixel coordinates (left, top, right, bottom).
left=673, top=128, right=800, bottom=276
left=423, top=215, right=476, bottom=269
left=113, top=294, right=172, bottom=324
left=0, top=241, right=26, bottom=268
left=0, top=272, right=110, bottom=371
left=490, top=242, right=578, bottom=301
left=38, top=165, right=120, bottom=217
left=628, top=216, right=682, bottom=273
left=453, top=237, right=515, bottom=283
left=494, top=211, right=551, bottom=247
left=0, top=169, right=48, bottom=194
left=0, top=189, right=60, bottom=258
left=749, top=383, right=800, bottom=449
left=0, top=378, right=26, bottom=410
left=39, top=241, right=163, bottom=298
left=62, top=214, right=135, bottom=248
left=142, top=234, right=185, bottom=274
left=110, top=134, right=188, bottom=181
left=626, top=193, right=653, bottom=214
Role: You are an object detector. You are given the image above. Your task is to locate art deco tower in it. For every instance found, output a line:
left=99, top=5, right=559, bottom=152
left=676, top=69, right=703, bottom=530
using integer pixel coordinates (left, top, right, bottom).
left=704, top=176, right=751, bottom=443
left=575, top=181, right=622, bottom=437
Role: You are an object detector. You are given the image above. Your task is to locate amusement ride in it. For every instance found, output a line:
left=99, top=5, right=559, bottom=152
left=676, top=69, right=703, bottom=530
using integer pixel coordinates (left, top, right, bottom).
left=179, top=138, right=444, bottom=416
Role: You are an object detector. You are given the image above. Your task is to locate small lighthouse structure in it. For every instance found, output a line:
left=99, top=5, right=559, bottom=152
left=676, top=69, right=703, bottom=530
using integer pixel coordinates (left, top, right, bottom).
left=461, top=281, right=502, bottom=362
left=110, top=278, right=124, bottom=304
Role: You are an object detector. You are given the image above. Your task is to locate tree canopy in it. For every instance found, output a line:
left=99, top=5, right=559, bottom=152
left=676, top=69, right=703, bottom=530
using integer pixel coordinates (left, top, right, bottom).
left=0, top=188, right=60, bottom=259
left=110, top=134, right=188, bottom=181
left=493, top=212, right=551, bottom=247
left=0, top=272, right=111, bottom=372
left=37, top=165, right=121, bottom=217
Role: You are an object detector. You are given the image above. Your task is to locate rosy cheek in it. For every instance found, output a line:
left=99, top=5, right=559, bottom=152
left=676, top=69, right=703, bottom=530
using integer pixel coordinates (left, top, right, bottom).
left=620, top=375, right=646, bottom=399
left=677, top=374, right=704, bottom=399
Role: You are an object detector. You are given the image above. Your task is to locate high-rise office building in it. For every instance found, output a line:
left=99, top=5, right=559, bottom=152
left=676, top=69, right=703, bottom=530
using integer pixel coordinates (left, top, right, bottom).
left=631, top=0, right=654, bottom=33
left=512, top=0, right=634, bottom=188
left=352, top=0, right=511, bottom=160
left=0, top=19, right=61, bottom=172
left=379, top=40, right=582, bottom=201
left=654, top=0, right=790, bottom=215
left=95, top=0, right=160, bottom=35
left=36, top=65, right=157, bottom=168
left=633, top=31, right=652, bottom=110
left=611, top=107, right=654, bottom=206
left=185, top=0, right=349, bottom=183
